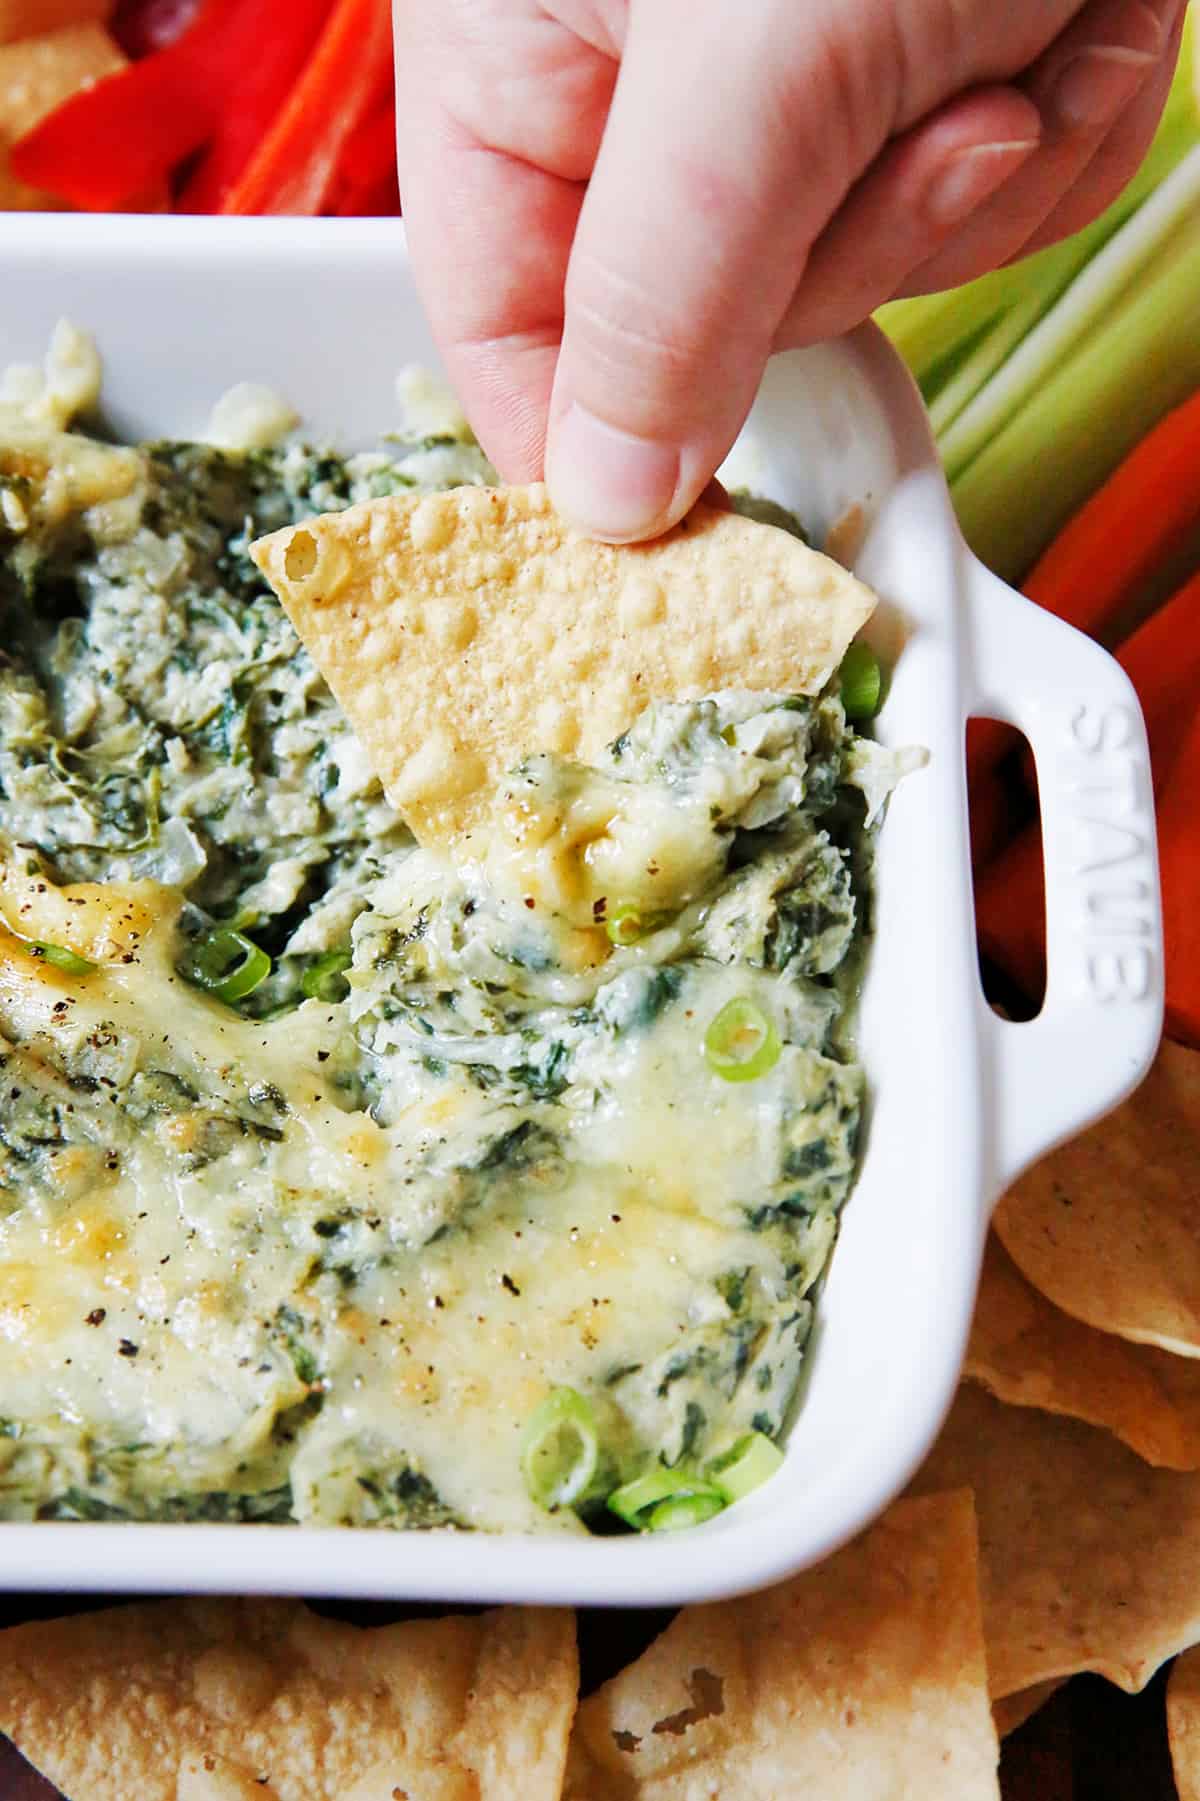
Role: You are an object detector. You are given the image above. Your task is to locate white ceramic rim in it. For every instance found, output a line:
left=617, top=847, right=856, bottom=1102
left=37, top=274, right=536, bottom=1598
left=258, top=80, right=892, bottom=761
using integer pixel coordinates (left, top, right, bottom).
left=0, top=215, right=1164, bottom=1605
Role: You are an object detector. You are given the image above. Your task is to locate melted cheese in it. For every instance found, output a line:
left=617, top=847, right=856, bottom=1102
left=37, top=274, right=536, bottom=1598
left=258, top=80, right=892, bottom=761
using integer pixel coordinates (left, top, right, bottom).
left=0, top=879, right=813, bottom=1527
left=0, top=864, right=164, bottom=963
left=490, top=764, right=725, bottom=928
left=0, top=450, right=879, bottom=1531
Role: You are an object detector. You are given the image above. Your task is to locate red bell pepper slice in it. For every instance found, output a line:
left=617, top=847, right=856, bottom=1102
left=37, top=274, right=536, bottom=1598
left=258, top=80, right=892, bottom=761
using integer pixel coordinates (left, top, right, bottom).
left=326, top=87, right=399, bottom=217
left=220, top=0, right=395, bottom=216
left=176, top=0, right=331, bottom=212
left=10, top=0, right=270, bottom=211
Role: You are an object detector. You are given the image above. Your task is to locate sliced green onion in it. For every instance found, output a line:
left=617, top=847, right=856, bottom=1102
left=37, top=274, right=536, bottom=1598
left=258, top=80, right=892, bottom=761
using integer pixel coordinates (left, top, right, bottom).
left=607, top=1466, right=726, bottom=1530
left=703, top=997, right=781, bottom=1083
left=839, top=641, right=883, bottom=720
left=521, top=1387, right=599, bottom=1511
left=707, top=1431, right=785, bottom=1503
left=301, top=947, right=353, bottom=1003
left=31, top=942, right=95, bottom=976
left=180, top=927, right=272, bottom=1006
left=646, top=1491, right=726, bottom=1532
left=607, top=1465, right=693, bottom=1527
left=605, top=904, right=665, bottom=947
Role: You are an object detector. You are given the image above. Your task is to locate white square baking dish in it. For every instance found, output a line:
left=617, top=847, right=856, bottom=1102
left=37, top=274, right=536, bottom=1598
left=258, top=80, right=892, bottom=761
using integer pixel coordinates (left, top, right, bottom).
left=0, top=214, right=1163, bottom=1605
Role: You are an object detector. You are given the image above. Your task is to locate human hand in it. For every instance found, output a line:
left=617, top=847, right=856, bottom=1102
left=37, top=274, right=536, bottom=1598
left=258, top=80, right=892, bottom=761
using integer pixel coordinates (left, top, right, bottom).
left=394, top=0, right=1185, bottom=541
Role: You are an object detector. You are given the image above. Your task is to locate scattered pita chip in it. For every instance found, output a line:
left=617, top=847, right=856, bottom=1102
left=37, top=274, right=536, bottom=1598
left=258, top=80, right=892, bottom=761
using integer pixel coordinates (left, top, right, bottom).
left=910, top=1382, right=1200, bottom=1697
left=0, top=1598, right=576, bottom=1801
left=966, top=1235, right=1200, bottom=1469
left=250, top=484, right=876, bottom=845
left=563, top=1490, right=999, bottom=1799
left=1169, top=1646, right=1200, bottom=1800
left=994, top=1041, right=1200, bottom=1357
left=992, top=1681, right=1064, bottom=1739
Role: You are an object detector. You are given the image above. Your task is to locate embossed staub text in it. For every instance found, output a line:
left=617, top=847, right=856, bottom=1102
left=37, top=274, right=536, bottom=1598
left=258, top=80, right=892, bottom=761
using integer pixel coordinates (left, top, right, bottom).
left=1063, top=702, right=1158, bottom=1004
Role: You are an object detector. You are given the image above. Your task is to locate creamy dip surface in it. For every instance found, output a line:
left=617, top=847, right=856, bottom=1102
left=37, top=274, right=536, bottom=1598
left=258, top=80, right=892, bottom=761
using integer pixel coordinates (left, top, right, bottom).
left=0, top=345, right=914, bottom=1532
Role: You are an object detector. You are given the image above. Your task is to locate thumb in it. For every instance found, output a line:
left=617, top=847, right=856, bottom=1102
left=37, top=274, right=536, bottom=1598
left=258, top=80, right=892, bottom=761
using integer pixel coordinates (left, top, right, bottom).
left=544, top=0, right=880, bottom=541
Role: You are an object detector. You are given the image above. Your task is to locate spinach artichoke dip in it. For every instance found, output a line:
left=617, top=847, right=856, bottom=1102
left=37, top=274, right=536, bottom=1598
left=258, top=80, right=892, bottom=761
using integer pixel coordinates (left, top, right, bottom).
left=0, top=329, right=917, bottom=1535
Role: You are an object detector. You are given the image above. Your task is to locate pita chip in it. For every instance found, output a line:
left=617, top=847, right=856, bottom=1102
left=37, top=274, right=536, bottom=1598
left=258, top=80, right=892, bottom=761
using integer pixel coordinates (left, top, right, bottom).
left=0, top=1597, right=576, bottom=1801
left=992, top=1681, right=1064, bottom=1739
left=250, top=484, right=875, bottom=845
left=1169, top=1645, right=1200, bottom=1800
left=564, top=1489, right=999, bottom=1798
left=911, top=1382, right=1200, bottom=1697
left=994, top=1041, right=1200, bottom=1356
left=966, top=1235, right=1200, bottom=1469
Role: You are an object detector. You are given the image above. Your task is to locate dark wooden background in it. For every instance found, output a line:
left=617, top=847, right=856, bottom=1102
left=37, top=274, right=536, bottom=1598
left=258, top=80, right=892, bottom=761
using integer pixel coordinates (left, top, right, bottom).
left=0, top=1595, right=1182, bottom=1798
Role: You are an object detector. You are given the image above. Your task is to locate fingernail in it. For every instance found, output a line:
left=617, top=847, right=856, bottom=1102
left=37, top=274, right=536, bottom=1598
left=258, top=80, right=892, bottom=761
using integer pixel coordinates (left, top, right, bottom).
left=924, top=140, right=1039, bottom=228
left=1052, top=45, right=1156, bottom=130
left=546, top=403, right=679, bottom=542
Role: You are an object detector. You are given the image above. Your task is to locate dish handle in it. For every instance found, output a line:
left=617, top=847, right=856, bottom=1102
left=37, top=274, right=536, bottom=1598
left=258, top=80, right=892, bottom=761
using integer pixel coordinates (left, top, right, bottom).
left=964, top=554, right=1164, bottom=1201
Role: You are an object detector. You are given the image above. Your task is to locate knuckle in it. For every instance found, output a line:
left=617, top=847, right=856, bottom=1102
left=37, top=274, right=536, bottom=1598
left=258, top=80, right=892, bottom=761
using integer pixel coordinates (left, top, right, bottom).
left=889, top=0, right=976, bottom=122
left=766, top=12, right=895, bottom=172
left=565, top=249, right=699, bottom=386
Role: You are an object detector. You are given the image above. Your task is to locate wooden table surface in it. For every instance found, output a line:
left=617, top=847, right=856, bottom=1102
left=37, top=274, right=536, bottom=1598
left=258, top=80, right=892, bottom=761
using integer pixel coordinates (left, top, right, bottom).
left=0, top=1597, right=1183, bottom=1798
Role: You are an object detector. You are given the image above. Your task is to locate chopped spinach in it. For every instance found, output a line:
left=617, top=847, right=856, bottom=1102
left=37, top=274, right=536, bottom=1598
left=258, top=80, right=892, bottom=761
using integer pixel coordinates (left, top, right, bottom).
left=0, top=363, right=909, bottom=1533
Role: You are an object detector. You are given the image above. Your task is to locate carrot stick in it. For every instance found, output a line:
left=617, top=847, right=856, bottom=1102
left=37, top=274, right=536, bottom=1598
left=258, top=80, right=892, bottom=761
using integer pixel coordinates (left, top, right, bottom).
left=975, top=567, right=1200, bottom=1004
left=1159, top=705, right=1200, bottom=1048
left=1023, top=386, right=1200, bottom=625
left=968, top=388, right=1200, bottom=866
left=219, top=0, right=393, bottom=216
left=1116, top=565, right=1200, bottom=788
left=974, top=827, right=1046, bottom=1001
left=967, top=720, right=1029, bottom=869
left=175, top=0, right=330, bottom=212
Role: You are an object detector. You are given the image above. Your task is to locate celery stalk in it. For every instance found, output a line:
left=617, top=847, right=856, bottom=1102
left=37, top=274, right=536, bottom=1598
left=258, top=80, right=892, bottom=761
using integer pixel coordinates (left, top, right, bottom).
left=875, top=15, right=1200, bottom=583
left=941, top=144, right=1200, bottom=481
left=878, top=288, right=1005, bottom=402
left=927, top=290, right=1043, bottom=438
left=877, top=11, right=1197, bottom=401
left=951, top=217, right=1200, bottom=582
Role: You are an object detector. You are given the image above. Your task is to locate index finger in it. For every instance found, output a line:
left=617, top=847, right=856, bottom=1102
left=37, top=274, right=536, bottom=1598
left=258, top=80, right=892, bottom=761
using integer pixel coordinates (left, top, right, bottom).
left=394, top=104, right=580, bottom=481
